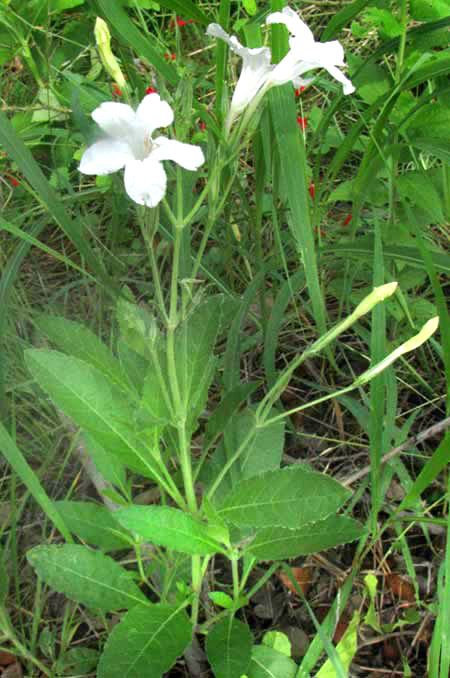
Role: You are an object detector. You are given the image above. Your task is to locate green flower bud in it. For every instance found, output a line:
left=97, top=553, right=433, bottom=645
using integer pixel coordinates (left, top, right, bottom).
left=94, top=17, right=126, bottom=90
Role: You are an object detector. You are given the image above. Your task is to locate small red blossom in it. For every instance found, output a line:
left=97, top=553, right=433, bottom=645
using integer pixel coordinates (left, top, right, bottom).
left=342, top=214, right=352, bottom=226
left=146, top=86, right=156, bottom=95
left=296, top=116, right=308, bottom=130
left=112, top=83, right=122, bottom=97
left=7, top=175, right=20, bottom=188
left=176, top=16, right=193, bottom=26
left=295, top=86, right=305, bottom=96
left=164, top=52, right=176, bottom=61
left=308, top=182, right=315, bottom=200
left=198, top=121, right=207, bottom=131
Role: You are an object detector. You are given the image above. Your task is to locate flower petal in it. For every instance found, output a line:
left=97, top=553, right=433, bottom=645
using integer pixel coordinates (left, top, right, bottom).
left=124, top=158, right=167, bottom=207
left=151, top=137, right=205, bottom=170
left=91, top=102, right=136, bottom=138
left=135, top=93, right=174, bottom=136
left=206, top=23, right=245, bottom=55
left=79, top=139, right=132, bottom=175
left=322, top=64, right=355, bottom=94
left=266, top=7, right=314, bottom=43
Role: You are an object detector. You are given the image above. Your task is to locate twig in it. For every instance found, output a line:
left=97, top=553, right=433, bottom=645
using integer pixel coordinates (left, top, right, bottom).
left=341, top=415, right=450, bottom=487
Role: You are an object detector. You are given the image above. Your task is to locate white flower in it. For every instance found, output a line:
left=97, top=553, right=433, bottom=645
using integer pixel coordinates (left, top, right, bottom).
left=79, top=93, right=205, bottom=207
left=266, top=7, right=355, bottom=95
left=206, top=23, right=272, bottom=128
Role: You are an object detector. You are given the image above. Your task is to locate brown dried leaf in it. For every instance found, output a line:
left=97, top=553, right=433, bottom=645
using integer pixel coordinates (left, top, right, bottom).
left=278, top=566, right=313, bottom=596
left=386, top=573, right=415, bottom=602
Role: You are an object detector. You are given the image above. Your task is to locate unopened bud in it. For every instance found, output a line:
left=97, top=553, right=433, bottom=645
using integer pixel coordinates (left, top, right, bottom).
left=94, top=18, right=126, bottom=90
left=353, top=282, right=398, bottom=320
left=355, top=316, right=439, bottom=385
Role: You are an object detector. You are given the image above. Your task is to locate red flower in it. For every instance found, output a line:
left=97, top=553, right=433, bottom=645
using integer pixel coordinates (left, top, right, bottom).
left=146, top=86, right=156, bottom=95
left=342, top=214, right=352, bottom=226
left=112, top=83, right=122, bottom=97
left=295, top=86, right=305, bottom=96
left=308, top=182, right=315, bottom=200
left=176, top=16, right=193, bottom=26
left=297, top=116, right=308, bottom=130
left=198, top=121, right=207, bottom=131
left=164, top=52, right=176, bottom=61
left=7, top=175, right=20, bottom=188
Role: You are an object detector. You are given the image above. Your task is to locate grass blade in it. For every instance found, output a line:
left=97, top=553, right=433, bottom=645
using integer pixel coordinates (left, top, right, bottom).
left=0, top=422, right=72, bottom=543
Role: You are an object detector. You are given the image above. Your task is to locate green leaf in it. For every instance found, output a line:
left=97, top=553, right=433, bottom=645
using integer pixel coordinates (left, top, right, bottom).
left=175, top=296, right=223, bottom=422
left=262, top=631, right=291, bottom=657
left=269, top=87, right=326, bottom=337
left=227, top=409, right=285, bottom=480
left=322, top=238, right=450, bottom=275
left=247, top=516, right=365, bottom=561
left=411, top=0, right=450, bottom=20
left=204, top=382, right=260, bottom=448
left=114, top=506, right=225, bottom=555
left=148, top=0, right=209, bottom=24
left=209, top=591, right=234, bottom=609
left=49, top=0, right=85, bottom=10
left=24, top=349, right=160, bottom=478
left=243, top=0, right=257, bottom=14
left=248, top=645, right=297, bottom=678
left=35, top=315, right=129, bottom=394
left=316, top=611, right=360, bottom=677
left=82, top=432, right=127, bottom=492
left=206, top=617, right=253, bottom=678
left=0, top=547, right=9, bottom=605
left=97, top=603, right=192, bottom=678
left=27, top=544, right=147, bottom=611
left=54, top=501, right=131, bottom=552
left=397, top=171, right=444, bottom=223
left=216, top=467, right=351, bottom=529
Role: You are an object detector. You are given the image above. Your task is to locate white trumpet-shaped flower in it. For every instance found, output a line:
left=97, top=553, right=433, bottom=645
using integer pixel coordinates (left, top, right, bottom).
left=79, top=93, right=205, bottom=207
left=266, top=7, right=355, bottom=95
left=206, top=23, right=272, bottom=128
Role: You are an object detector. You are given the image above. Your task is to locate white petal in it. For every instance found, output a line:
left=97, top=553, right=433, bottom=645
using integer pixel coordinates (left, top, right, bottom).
left=231, top=47, right=273, bottom=112
left=135, top=93, right=174, bottom=136
left=91, top=102, right=136, bottom=139
left=124, top=158, right=167, bottom=207
left=79, top=139, right=132, bottom=175
left=151, top=137, right=205, bottom=171
left=310, top=40, right=346, bottom=66
left=266, top=7, right=314, bottom=43
left=206, top=23, right=245, bottom=54
left=323, top=64, right=355, bottom=94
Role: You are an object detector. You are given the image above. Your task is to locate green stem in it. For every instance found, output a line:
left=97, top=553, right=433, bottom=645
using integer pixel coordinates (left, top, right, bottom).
left=0, top=608, right=51, bottom=676
left=231, top=556, right=240, bottom=602
left=262, top=384, right=355, bottom=428
left=139, top=207, right=168, bottom=323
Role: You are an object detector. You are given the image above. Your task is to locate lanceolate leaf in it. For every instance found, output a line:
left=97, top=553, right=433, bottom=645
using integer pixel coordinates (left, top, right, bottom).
left=206, top=617, right=253, bottom=678
left=35, top=315, right=129, bottom=394
left=247, top=516, right=365, bottom=561
left=27, top=545, right=147, bottom=611
left=97, top=603, right=192, bottom=678
left=24, top=349, right=161, bottom=478
left=54, top=501, right=131, bottom=552
left=216, top=467, right=351, bottom=529
left=115, top=506, right=225, bottom=556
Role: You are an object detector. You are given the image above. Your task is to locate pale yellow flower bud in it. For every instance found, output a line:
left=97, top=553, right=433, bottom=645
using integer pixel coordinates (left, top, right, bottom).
left=94, top=17, right=126, bottom=90
left=353, top=282, right=398, bottom=319
left=355, top=316, right=439, bottom=385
